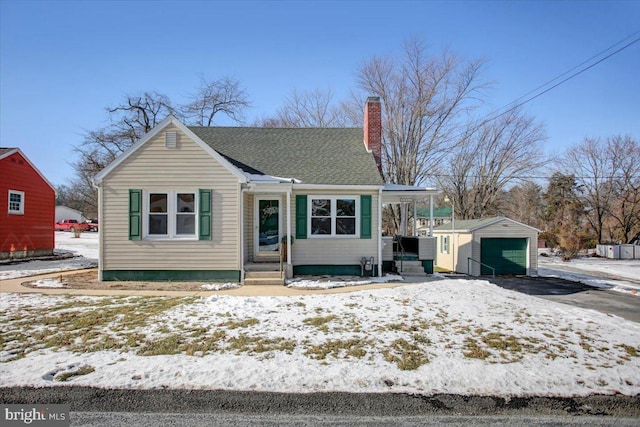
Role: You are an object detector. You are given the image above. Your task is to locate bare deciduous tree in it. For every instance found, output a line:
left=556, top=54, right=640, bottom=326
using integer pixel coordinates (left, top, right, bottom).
left=563, top=135, right=640, bottom=244
left=605, top=135, right=640, bottom=243
left=564, top=137, right=614, bottom=244
left=349, top=37, right=487, bottom=231
left=254, top=88, right=352, bottom=128
left=70, top=81, right=251, bottom=216
left=355, top=38, right=487, bottom=188
left=438, top=108, right=547, bottom=219
left=76, top=91, right=176, bottom=173
left=182, top=76, right=250, bottom=126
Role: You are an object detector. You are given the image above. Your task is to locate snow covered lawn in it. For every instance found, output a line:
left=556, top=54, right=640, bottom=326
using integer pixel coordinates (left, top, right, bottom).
left=1, top=279, right=639, bottom=396
left=0, top=232, right=98, bottom=280
left=539, top=255, right=640, bottom=296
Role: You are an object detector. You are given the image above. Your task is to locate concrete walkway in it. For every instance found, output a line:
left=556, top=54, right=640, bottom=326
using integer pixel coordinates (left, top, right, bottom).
left=0, top=268, right=435, bottom=297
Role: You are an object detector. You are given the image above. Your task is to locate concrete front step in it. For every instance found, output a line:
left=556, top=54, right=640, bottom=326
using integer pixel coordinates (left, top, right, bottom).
left=244, top=262, right=280, bottom=272
left=398, top=260, right=427, bottom=275
left=244, top=277, right=285, bottom=286
left=244, top=269, right=284, bottom=286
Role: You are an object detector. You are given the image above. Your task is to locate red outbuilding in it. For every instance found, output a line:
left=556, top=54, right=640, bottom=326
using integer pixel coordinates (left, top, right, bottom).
left=0, top=148, right=56, bottom=260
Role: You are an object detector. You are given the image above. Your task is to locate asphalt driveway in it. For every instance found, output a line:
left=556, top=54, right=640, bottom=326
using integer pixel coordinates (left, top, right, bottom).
left=487, top=275, right=640, bottom=323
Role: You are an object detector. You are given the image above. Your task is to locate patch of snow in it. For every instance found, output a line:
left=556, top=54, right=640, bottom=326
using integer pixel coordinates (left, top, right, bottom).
left=287, top=274, right=405, bottom=289
left=31, top=279, right=65, bottom=288
left=201, top=283, right=241, bottom=291
left=55, top=231, right=99, bottom=260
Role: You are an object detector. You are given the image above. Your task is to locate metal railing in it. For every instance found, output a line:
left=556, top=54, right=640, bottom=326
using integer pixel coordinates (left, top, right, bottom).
left=467, top=257, right=495, bottom=278
left=395, top=235, right=406, bottom=273
left=279, top=244, right=284, bottom=279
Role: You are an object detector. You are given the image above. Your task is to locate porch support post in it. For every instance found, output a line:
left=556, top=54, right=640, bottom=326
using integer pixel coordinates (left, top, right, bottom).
left=378, top=188, right=383, bottom=277
left=413, top=199, right=417, bottom=237
left=239, top=185, right=247, bottom=284
left=286, top=189, right=291, bottom=266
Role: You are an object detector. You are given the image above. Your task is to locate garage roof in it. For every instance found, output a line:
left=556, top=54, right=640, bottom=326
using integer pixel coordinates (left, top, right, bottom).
left=432, top=217, right=540, bottom=233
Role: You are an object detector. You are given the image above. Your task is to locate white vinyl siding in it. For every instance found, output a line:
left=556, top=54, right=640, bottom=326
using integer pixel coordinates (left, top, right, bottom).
left=292, top=190, right=378, bottom=265
left=100, top=124, right=241, bottom=271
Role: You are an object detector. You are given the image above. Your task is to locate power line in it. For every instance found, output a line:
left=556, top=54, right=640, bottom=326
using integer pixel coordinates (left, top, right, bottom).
left=463, top=30, right=640, bottom=134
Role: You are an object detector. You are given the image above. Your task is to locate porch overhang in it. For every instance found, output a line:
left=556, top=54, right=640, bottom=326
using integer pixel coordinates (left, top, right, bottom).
left=381, top=184, right=441, bottom=237
left=381, top=183, right=440, bottom=204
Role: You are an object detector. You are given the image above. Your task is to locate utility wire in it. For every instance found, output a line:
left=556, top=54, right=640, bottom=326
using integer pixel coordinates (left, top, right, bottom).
left=462, top=30, right=640, bottom=135
left=482, top=30, right=640, bottom=122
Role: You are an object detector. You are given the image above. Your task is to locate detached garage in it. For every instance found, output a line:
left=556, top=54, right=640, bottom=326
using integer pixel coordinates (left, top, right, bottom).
left=433, top=217, right=539, bottom=276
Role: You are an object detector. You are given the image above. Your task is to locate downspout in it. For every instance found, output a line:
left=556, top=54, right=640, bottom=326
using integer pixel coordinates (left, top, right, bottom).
left=378, top=188, right=383, bottom=277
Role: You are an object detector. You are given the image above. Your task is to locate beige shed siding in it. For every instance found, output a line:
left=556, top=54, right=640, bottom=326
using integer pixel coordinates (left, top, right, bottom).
left=433, top=232, right=471, bottom=273
left=291, top=190, right=379, bottom=266
left=455, top=233, right=473, bottom=273
left=470, top=219, right=538, bottom=276
left=101, top=124, right=241, bottom=270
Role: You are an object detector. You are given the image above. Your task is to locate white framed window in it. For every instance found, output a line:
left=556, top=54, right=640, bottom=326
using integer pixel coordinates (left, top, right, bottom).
left=145, top=190, right=197, bottom=239
left=440, top=235, right=450, bottom=254
left=8, top=190, right=24, bottom=215
left=309, top=196, right=358, bottom=237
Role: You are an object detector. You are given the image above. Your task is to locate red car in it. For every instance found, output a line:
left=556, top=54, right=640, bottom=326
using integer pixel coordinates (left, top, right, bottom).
left=85, top=219, right=99, bottom=232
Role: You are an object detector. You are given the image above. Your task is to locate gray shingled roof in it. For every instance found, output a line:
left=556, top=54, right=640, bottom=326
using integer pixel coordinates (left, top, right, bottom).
left=432, top=217, right=540, bottom=233
left=188, top=127, right=384, bottom=186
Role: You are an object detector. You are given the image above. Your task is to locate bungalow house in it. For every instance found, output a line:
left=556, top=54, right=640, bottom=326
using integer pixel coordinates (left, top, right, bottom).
left=0, top=148, right=56, bottom=260
left=93, top=97, right=440, bottom=283
left=433, top=217, right=539, bottom=276
left=416, top=206, right=452, bottom=236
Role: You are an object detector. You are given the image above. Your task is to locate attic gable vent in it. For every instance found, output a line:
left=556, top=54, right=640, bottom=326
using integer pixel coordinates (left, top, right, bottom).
left=165, top=131, right=177, bottom=149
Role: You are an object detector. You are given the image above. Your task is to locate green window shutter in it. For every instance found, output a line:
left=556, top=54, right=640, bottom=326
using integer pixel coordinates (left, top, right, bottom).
left=129, top=189, right=142, bottom=241
left=360, top=195, right=372, bottom=239
left=295, top=195, right=307, bottom=239
left=199, top=189, right=212, bottom=240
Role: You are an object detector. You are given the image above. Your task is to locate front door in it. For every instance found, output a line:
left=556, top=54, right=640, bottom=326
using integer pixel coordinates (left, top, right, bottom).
left=255, top=196, right=282, bottom=259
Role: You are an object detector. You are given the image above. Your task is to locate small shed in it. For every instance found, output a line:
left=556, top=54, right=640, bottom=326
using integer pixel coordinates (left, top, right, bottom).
left=0, top=148, right=56, bottom=260
left=433, top=217, right=539, bottom=276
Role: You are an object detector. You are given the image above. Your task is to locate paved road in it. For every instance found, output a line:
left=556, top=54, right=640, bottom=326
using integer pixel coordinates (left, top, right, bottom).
left=487, top=275, right=640, bottom=323
left=2, top=387, right=639, bottom=421
left=70, top=412, right=640, bottom=426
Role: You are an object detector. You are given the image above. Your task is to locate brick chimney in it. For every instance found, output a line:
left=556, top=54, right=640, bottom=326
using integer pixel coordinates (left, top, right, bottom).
left=364, top=96, right=382, bottom=172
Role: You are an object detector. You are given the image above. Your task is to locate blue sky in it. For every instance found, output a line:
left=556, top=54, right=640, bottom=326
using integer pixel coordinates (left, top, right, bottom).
left=1, top=0, right=639, bottom=186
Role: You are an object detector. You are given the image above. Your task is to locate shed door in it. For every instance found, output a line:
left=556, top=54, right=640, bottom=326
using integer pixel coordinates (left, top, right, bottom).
left=480, top=238, right=527, bottom=275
